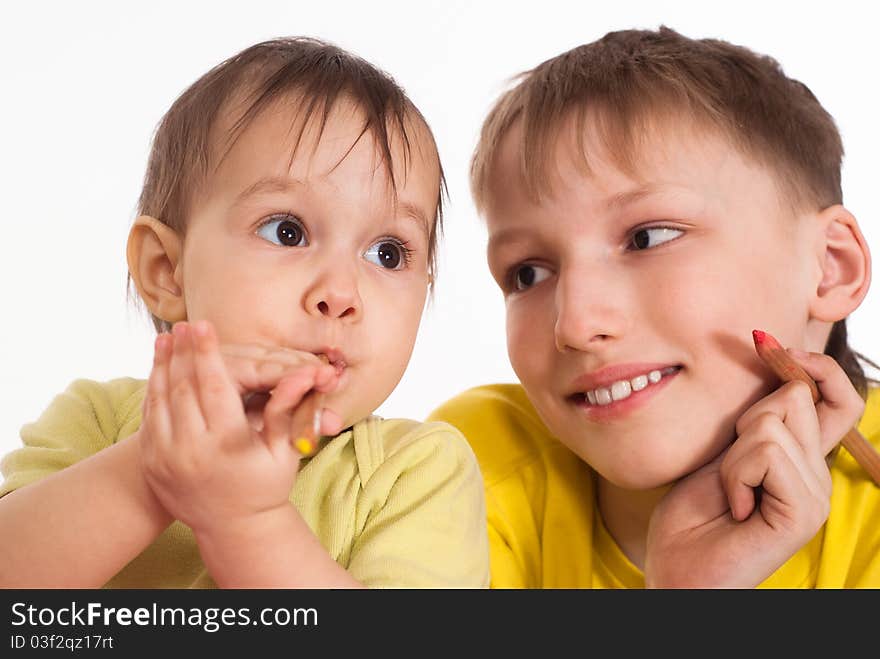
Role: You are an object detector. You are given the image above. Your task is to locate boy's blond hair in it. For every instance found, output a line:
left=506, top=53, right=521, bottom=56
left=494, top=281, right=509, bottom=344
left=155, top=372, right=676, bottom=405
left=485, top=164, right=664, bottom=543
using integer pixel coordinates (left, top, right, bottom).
left=135, top=37, right=445, bottom=332
left=471, top=26, right=871, bottom=393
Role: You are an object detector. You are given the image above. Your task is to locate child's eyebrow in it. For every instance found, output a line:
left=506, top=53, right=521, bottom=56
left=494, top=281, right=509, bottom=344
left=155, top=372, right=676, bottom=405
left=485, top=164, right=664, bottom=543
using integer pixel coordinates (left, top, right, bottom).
left=234, top=176, right=305, bottom=204
left=487, top=226, right=531, bottom=255
left=605, top=185, right=662, bottom=210
left=396, top=201, right=431, bottom=239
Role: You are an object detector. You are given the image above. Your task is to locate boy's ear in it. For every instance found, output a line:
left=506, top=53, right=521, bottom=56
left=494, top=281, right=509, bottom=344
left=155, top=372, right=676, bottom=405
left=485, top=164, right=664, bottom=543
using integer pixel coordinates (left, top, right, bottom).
left=127, top=215, right=187, bottom=323
left=808, top=204, right=871, bottom=323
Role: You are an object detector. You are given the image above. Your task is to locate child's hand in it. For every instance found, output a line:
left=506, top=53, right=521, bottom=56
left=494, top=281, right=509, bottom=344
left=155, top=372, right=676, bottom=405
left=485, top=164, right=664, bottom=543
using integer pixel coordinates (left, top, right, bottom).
left=138, top=320, right=342, bottom=538
left=644, top=350, right=864, bottom=588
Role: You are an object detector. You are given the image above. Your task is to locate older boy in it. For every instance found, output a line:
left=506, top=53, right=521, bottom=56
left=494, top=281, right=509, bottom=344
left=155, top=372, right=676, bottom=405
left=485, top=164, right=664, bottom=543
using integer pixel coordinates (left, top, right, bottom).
left=430, top=26, right=879, bottom=587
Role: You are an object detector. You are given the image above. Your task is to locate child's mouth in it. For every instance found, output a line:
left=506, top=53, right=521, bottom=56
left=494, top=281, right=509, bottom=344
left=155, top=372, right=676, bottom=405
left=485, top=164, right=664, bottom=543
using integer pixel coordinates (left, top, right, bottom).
left=316, top=348, right=347, bottom=376
left=574, top=365, right=682, bottom=407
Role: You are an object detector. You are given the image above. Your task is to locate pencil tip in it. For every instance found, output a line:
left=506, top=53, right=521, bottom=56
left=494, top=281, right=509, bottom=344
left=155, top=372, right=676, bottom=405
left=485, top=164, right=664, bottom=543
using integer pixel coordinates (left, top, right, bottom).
left=752, top=329, right=766, bottom=345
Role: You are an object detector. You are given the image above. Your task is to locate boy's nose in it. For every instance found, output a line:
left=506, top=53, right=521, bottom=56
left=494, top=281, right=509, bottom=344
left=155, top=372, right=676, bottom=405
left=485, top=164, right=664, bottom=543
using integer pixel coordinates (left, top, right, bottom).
left=553, top=271, right=630, bottom=352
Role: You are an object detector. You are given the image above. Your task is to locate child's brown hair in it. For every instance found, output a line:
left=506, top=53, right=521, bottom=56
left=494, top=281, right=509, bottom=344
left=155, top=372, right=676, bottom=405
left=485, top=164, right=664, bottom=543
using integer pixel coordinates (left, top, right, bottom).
left=135, top=37, right=445, bottom=332
left=471, top=26, right=874, bottom=394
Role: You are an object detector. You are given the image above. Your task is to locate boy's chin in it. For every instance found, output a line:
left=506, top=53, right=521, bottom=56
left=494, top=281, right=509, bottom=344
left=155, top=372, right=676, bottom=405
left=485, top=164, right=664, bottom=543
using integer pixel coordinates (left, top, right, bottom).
left=597, top=467, right=680, bottom=492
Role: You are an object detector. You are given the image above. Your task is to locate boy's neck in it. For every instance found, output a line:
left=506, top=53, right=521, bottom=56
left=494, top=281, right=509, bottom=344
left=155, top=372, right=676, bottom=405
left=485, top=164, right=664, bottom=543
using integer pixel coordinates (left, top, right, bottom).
left=596, top=477, right=672, bottom=571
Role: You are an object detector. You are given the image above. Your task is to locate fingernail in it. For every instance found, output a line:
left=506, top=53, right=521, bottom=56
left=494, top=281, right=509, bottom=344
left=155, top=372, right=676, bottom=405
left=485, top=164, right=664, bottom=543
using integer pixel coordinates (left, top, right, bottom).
left=193, top=320, right=209, bottom=338
left=172, top=322, right=188, bottom=338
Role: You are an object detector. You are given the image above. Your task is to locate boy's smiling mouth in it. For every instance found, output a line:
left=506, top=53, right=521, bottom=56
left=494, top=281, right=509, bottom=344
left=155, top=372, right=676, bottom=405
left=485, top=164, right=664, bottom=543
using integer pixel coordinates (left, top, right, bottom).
left=567, top=363, right=683, bottom=420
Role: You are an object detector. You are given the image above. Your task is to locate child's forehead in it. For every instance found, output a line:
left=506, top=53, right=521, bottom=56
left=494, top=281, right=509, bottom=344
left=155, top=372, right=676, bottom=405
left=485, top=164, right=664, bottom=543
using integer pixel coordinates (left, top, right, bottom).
left=193, top=93, right=441, bottom=221
left=491, top=110, right=783, bottom=208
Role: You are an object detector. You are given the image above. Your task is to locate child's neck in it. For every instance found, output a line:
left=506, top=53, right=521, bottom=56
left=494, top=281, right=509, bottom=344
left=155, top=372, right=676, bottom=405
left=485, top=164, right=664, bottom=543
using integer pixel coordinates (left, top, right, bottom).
left=596, top=477, right=672, bottom=571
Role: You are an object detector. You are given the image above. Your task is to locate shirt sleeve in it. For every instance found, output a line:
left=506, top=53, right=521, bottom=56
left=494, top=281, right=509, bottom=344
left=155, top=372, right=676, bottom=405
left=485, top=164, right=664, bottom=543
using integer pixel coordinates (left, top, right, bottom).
left=346, top=421, right=490, bottom=588
left=0, top=378, right=145, bottom=497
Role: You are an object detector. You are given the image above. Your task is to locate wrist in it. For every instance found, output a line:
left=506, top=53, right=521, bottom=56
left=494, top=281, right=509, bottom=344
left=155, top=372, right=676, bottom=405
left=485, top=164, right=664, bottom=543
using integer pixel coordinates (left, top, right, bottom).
left=196, top=503, right=295, bottom=546
left=128, top=431, right=174, bottom=528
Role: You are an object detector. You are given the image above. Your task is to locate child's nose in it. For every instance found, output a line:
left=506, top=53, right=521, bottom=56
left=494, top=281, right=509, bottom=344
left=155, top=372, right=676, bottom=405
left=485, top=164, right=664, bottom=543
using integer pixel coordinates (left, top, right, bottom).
left=553, top=269, right=630, bottom=352
left=304, top=271, right=362, bottom=321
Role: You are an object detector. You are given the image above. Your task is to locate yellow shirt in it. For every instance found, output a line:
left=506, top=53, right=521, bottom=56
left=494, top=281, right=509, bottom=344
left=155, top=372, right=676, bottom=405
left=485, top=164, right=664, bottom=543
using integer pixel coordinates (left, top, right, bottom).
left=1, top=378, right=490, bottom=588
left=428, top=384, right=880, bottom=588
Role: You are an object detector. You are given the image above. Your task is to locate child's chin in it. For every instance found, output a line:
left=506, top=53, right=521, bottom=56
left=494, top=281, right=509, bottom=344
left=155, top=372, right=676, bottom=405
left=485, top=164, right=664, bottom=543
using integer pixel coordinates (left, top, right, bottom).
left=598, top=462, right=683, bottom=491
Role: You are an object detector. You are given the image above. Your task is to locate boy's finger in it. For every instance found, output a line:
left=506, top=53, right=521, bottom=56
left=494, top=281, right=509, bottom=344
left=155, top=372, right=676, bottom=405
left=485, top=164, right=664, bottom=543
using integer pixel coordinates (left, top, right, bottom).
left=191, top=320, right=243, bottom=429
left=723, top=432, right=809, bottom=522
left=734, top=381, right=825, bottom=475
left=724, top=414, right=827, bottom=518
left=786, top=349, right=865, bottom=455
left=168, top=322, right=207, bottom=439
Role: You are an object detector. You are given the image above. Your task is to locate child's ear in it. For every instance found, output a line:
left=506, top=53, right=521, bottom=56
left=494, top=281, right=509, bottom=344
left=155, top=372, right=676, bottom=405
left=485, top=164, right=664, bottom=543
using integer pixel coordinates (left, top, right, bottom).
left=127, top=215, right=187, bottom=323
left=808, top=204, right=871, bottom=323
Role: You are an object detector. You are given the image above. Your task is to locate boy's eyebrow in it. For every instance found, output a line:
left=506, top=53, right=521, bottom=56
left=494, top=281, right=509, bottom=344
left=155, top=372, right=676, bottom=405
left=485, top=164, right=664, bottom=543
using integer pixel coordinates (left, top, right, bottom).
left=487, top=227, right=529, bottom=254
left=605, top=185, right=661, bottom=210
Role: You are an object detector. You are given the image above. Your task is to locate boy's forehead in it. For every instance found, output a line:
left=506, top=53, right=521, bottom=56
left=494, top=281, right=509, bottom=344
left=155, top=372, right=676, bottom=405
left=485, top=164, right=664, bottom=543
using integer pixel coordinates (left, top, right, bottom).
left=486, top=113, right=777, bottom=213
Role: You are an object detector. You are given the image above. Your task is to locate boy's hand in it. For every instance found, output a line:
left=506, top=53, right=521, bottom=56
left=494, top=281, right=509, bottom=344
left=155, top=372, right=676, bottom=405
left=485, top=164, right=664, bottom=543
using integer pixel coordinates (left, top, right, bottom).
left=644, top=350, right=864, bottom=588
left=138, top=320, right=342, bottom=538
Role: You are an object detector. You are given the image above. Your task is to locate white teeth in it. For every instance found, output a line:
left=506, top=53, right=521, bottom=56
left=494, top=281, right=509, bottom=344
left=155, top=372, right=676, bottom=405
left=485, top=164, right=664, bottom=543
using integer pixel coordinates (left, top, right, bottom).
left=580, top=367, right=679, bottom=406
left=610, top=380, right=632, bottom=401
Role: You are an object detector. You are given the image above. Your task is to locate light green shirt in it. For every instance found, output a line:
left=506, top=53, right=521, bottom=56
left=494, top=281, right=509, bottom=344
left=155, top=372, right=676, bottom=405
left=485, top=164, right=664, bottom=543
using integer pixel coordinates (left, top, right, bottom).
left=1, top=378, right=490, bottom=588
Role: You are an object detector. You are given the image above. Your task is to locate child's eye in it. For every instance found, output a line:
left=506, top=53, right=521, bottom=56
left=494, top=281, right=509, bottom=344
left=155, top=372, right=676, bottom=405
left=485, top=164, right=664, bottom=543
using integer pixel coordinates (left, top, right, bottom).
left=512, top=264, right=551, bottom=291
left=627, top=226, right=683, bottom=251
left=364, top=239, right=412, bottom=270
left=256, top=215, right=308, bottom=247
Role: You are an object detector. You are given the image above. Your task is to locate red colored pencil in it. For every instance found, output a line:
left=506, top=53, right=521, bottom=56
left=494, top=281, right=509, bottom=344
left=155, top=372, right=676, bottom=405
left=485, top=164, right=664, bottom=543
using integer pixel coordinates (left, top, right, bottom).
left=753, top=329, right=880, bottom=486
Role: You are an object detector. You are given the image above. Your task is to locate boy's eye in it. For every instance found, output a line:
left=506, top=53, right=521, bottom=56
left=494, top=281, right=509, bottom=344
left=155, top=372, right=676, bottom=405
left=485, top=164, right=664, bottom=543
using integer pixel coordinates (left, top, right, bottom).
left=628, top=227, right=683, bottom=250
left=256, top=215, right=308, bottom=247
left=364, top=239, right=410, bottom=270
left=513, top=264, right=551, bottom=291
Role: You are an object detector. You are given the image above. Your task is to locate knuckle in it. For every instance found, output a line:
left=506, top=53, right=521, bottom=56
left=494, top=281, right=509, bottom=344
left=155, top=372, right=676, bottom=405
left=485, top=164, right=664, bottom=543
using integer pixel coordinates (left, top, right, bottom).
left=170, top=377, right=193, bottom=399
left=753, top=412, right=780, bottom=436
left=755, top=439, right=784, bottom=462
left=786, top=380, right=815, bottom=405
left=202, top=377, right=228, bottom=399
left=813, top=352, right=837, bottom=371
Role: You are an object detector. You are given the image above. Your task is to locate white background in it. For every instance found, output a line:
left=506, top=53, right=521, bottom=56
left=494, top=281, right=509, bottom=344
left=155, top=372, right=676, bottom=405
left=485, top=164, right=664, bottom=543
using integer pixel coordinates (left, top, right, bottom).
left=1, top=0, right=878, bottom=458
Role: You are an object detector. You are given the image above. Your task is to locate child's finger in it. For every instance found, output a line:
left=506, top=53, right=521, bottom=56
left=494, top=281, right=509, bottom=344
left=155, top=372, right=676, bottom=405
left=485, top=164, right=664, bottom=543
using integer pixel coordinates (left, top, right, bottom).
left=785, top=349, right=865, bottom=456
left=220, top=344, right=328, bottom=395
left=191, top=320, right=243, bottom=430
left=734, top=381, right=825, bottom=477
left=318, top=407, right=344, bottom=436
left=723, top=413, right=825, bottom=520
left=168, top=322, right=207, bottom=439
left=261, top=370, right=318, bottom=456
left=143, top=333, right=174, bottom=454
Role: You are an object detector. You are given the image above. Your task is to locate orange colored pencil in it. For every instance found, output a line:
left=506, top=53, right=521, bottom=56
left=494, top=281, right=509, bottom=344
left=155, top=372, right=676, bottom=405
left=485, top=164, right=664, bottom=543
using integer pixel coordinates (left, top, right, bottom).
left=753, top=329, right=880, bottom=486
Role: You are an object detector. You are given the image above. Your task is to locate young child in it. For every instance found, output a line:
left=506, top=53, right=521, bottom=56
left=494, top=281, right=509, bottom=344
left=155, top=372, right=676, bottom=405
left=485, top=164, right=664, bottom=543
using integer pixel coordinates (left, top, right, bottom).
left=428, top=26, right=880, bottom=588
left=0, top=37, right=489, bottom=588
